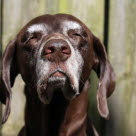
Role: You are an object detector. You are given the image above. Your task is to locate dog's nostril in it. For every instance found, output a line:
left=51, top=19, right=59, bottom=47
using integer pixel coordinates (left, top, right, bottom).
left=43, top=39, right=71, bottom=61
left=61, top=46, right=71, bottom=55
left=44, top=47, right=55, bottom=55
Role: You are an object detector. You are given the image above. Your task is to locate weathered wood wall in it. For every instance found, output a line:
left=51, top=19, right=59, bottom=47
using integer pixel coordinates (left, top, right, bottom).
left=1, top=0, right=104, bottom=136
left=107, top=0, right=136, bottom=136
left=0, top=0, right=2, bottom=135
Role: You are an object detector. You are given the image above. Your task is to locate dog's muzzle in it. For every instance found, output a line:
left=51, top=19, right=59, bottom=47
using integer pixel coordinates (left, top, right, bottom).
left=36, top=38, right=83, bottom=104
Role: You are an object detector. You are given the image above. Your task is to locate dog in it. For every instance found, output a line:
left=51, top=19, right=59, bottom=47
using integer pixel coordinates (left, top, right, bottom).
left=0, top=14, right=115, bottom=136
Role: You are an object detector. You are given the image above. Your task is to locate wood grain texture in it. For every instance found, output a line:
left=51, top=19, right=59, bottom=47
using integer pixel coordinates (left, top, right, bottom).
left=0, top=0, right=2, bottom=135
left=107, top=0, right=136, bottom=136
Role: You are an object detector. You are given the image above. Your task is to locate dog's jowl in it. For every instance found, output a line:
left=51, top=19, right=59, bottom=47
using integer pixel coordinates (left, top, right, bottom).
left=0, top=14, right=115, bottom=136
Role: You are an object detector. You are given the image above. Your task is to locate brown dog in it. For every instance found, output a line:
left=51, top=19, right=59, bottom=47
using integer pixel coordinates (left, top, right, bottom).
left=0, top=14, right=115, bottom=136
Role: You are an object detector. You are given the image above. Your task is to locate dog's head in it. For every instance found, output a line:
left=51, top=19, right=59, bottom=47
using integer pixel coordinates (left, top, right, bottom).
left=1, top=14, right=115, bottom=123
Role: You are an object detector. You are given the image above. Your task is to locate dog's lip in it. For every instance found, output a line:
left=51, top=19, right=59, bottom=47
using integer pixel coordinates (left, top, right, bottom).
left=49, top=71, right=66, bottom=78
left=39, top=70, right=67, bottom=90
left=38, top=69, right=76, bottom=94
left=48, top=70, right=76, bottom=90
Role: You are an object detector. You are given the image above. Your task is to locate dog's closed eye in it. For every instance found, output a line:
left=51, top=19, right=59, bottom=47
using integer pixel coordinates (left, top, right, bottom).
left=27, top=35, right=39, bottom=45
left=21, top=32, right=42, bottom=44
left=72, top=33, right=83, bottom=37
left=68, top=30, right=83, bottom=39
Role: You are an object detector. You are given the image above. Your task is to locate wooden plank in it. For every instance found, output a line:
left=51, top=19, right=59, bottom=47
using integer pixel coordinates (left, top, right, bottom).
left=0, top=0, right=2, bottom=135
left=46, top=0, right=59, bottom=14
left=107, top=0, right=136, bottom=135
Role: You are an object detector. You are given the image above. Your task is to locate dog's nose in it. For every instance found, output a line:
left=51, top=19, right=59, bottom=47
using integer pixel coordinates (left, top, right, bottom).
left=43, top=39, right=71, bottom=61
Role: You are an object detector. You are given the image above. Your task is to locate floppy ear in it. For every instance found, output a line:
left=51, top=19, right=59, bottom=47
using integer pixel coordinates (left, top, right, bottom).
left=0, top=38, right=18, bottom=123
left=92, top=35, right=115, bottom=119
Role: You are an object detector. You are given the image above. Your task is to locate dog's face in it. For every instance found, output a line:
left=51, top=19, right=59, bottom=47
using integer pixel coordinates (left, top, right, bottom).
left=16, top=14, right=94, bottom=104
left=1, top=14, right=115, bottom=123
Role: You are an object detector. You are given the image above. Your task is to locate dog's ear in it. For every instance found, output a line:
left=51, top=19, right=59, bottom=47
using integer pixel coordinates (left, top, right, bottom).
left=92, top=35, right=115, bottom=119
left=0, top=38, right=18, bottom=123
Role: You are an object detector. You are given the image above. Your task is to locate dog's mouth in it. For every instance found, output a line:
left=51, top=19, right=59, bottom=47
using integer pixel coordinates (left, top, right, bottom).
left=38, top=70, right=79, bottom=104
left=48, top=71, right=67, bottom=88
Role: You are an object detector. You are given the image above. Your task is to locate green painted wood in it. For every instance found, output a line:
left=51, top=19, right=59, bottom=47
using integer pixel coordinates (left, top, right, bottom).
left=0, top=0, right=2, bottom=135
left=46, top=0, right=59, bottom=14
left=59, top=0, right=68, bottom=13
left=107, top=0, right=136, bottom=136
left=2, top=0, right=104, bottom=135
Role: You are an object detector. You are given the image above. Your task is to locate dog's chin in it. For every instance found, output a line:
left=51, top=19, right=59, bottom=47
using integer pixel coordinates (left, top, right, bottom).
left=48, top=76, right=67, bottom=89
left=38, top=74, right=79, bottom=104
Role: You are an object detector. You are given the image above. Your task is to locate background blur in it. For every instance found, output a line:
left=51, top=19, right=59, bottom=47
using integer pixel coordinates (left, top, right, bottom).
left=0, top=0, right=136, bottom=136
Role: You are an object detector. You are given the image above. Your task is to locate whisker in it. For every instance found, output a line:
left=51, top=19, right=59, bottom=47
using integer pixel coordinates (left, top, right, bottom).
left=80, top=76, right=85, bottom=85
left=33, top=79, right=41, bottom=88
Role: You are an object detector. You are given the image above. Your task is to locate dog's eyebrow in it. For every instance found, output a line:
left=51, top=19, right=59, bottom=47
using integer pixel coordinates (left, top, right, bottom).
left=27, top=24, right=48, bottom=33
left=62, top=21, right=81, bottom=31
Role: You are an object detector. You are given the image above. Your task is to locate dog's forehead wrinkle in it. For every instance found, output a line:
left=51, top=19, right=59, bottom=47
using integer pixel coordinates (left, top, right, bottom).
left=62, top=21, right=81, bottom=31
left=27, top=23, right=48, bottom=33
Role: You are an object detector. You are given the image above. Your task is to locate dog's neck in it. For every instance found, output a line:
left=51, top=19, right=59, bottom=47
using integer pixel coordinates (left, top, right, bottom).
left=44, top=90, right=69, bottom=135
left=24, top=86, right=89, bottom=136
